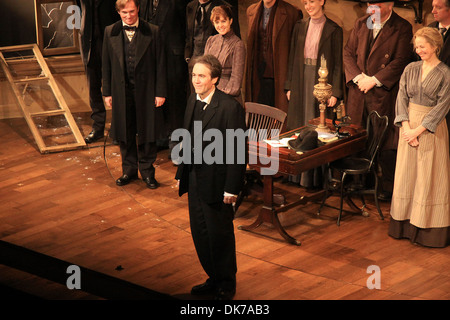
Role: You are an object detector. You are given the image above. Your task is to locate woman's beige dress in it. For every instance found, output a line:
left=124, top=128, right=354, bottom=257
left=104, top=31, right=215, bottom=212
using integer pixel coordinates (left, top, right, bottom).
left=390, top=61, right=450, bottom=247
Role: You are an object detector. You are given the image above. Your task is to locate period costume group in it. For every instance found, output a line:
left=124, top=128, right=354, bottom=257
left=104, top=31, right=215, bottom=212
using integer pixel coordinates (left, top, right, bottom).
left=77, top=0, right=450, bottom=300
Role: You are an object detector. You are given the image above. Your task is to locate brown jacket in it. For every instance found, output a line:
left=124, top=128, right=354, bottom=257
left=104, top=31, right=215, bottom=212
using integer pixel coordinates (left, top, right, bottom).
left=245, top=0, right=301, bottom=116
left=344, top=11, right=413, bottom=150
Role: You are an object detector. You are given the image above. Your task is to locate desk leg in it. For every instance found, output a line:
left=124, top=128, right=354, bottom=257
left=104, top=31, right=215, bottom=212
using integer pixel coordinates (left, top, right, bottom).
left=238, top=175, right=301, bottom=246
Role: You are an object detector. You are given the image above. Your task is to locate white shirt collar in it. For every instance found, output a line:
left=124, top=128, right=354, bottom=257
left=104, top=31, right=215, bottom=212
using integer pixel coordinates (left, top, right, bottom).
left=196, top=88, right=215, bottom=109
left=122, top=19, right=139, bottom=28
left=439, top=23, right=449, bottom=30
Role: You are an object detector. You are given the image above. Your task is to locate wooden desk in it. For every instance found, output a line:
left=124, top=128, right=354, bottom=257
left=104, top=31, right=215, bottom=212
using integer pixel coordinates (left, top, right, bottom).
left=238, top=119, right=367, bottom=245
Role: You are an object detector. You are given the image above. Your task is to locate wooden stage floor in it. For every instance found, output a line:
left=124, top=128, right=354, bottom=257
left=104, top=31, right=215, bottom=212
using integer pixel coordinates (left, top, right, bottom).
left=0, top=113, right=449, bottom=302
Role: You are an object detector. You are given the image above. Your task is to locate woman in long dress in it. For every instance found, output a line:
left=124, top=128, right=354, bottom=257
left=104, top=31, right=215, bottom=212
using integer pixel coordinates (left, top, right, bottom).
left=284, top=0, right=343, bottom=189
left=204, top=5, right=245, bottom=104
left=389, top=27, right=450, bottom=248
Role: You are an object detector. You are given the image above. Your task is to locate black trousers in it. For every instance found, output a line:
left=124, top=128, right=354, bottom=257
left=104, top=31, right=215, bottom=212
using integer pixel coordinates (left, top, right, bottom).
left=119, top=140, right=157, bottom=179
left=187, top=167, right=237, bottom=291
left=119, top=88, right=157, bottom=179
left=85, top=38, right=106, bottom=132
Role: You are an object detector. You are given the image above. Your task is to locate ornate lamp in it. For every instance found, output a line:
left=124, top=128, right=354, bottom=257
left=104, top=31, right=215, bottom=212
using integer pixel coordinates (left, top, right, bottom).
left=313, top=55, right=333, bottom=133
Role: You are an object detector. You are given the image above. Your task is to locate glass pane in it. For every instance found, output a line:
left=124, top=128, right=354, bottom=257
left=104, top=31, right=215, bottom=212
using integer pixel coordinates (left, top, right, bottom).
left=33, top=114, right=77, bottom=146
left=2, top=50, right=46, bottom=82
left=16, top=79, right=62, bottom=113
left=41, top=2, right=77, bottom=50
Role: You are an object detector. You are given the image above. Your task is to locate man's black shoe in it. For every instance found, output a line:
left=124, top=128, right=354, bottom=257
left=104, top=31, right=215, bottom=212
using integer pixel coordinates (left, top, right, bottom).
left=214, top=288, right=235, bottom=300
left=84, top=130, right=104, bottom=144
left=191, top=281, right=216, bottom=296
left=143, top=177, right=159, bottom=189
left=116, top=174, right=137, bottom=186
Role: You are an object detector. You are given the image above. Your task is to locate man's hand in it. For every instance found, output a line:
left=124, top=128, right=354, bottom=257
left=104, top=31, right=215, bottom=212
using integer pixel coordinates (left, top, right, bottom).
left=358, top=76, right=376, bottom=93
left=223, top=195, right=237, bottom=205
left=104, top=96, right=112, bottom=108
left=328, top=96, right=338, bottom=107
left=286, top=90, right=291, bottom=101
left=155, top=97, right=165, bottom=107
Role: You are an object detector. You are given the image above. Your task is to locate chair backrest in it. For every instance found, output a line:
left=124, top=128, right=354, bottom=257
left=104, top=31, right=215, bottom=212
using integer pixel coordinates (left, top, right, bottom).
left=245, top=102, right=287, bottom=142
left=365, top=110, right=389, bottom=169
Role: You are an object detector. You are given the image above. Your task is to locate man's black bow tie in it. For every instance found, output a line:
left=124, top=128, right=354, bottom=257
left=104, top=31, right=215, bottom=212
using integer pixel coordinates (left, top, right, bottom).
left=123, top=26, right=136, bottom=31
left=195, top=100, right=207, bottom=113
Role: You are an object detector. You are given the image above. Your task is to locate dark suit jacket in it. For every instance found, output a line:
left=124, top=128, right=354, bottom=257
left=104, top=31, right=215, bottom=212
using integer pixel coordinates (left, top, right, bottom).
left=428, top=21, right=450, bottom=66
left=139, top=0, right=189, bottom=132
left=344, top=11, right=413, bottom=150
left=175, top=89, right=247, bottom=204
left=102, top=19, right=167, bottom=144
left=77, top=0, right=119, bottom=67
left=140, top=0, right=188, bottom=58
left=184, top=0, right=240, bottom=60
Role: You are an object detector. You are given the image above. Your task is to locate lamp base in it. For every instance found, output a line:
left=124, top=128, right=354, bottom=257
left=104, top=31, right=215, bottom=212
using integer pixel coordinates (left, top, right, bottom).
left=315, top=125, right=331, bottom=134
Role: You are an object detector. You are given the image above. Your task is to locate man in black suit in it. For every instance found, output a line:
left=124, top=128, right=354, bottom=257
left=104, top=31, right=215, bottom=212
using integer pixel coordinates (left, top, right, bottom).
left=429, top=0, right=450, bottom=150
left=429, top=0, right=450, bottom=66
left=175, top=55, right=246, bottom=300
left=78, top=0, right=119, bottom=143
left=184, top=0, right=240, bottom=93
left=139, top=0, right=189, bottom=154
left=102, top=0, right=166, bottom=189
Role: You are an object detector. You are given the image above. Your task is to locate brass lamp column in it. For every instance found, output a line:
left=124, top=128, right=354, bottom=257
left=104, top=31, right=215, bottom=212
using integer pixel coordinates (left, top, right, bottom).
left=313, top=55, right=332, bottom=133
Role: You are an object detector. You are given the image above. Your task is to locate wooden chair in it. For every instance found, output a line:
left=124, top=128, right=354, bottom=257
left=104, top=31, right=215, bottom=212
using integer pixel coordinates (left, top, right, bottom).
left=317, top=110, right=388, bottom=225
left=245, top=102, right=287, bottom=142
left=234, top=102, right=287, bottom=214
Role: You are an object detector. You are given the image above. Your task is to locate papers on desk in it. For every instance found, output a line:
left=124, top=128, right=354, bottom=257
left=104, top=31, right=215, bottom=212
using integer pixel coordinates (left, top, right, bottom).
left=318, top=132, right=338, bottom=143
left=264, top=131, right=338, bottom=148
left=264, top=137, right=295, bottom=148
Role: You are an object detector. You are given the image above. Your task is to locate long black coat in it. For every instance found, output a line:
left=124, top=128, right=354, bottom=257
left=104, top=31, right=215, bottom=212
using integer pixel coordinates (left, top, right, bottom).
left=77, top=0, right=119, bottom=68
left=284, top=16, right=343, bottom=131
left=175, top=89, right=247, bottom=204
left=102, top=19, right=167, bottom=144
left=140, top=0, right=188, bottom=56
left=140, top=0, right=189, bottom=136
